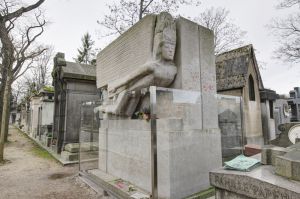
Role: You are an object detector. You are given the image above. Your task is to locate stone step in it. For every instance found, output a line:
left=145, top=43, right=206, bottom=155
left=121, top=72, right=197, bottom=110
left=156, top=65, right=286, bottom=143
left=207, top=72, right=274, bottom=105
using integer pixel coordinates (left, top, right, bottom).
left=64, top=142, right=99, bottom=153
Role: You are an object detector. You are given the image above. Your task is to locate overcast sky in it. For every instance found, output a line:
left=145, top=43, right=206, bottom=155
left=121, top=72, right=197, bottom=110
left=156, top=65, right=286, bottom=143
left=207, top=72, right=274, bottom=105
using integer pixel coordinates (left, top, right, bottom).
left=33, top=0, right=300, bottom=95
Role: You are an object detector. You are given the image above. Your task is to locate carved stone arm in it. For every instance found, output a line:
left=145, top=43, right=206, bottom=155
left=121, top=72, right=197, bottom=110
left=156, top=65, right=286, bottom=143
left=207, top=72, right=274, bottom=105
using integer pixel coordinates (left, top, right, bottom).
left=108, top=63, right=156, bottom=93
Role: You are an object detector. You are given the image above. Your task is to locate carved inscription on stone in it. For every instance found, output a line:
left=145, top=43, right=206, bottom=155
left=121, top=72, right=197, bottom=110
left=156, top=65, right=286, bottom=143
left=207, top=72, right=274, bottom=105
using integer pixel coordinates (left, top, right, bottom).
left=210, top=172, right=300, bottom=199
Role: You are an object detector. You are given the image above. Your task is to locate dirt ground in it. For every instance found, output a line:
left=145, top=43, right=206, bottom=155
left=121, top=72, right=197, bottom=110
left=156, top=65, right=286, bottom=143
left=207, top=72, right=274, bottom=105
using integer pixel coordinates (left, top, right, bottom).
left=0, top=126, right=103, bottom=199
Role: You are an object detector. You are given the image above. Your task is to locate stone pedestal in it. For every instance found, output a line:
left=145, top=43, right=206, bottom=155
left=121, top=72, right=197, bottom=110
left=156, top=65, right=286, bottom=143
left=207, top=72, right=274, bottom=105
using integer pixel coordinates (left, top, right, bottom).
left=99, top=119, right=221, bottom=199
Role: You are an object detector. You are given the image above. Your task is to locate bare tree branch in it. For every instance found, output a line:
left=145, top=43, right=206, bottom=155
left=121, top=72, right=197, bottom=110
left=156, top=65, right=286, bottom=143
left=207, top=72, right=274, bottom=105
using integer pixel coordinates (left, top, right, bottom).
left=269, top=1, right=300, bottom=63
left=0, top=0, right=46, bottom=162
left=3, top=0, right=45, bottom=21
left=194, top=7, right=246, bottom=55
left=98, top=0, right=200, bottom=37
left=277, top=0, right=300, bottom=8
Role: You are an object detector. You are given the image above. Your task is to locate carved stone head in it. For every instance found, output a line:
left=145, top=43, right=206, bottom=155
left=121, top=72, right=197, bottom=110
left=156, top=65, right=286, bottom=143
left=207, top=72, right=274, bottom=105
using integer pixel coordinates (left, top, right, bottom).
left=153, top=12, right=176, bottom=61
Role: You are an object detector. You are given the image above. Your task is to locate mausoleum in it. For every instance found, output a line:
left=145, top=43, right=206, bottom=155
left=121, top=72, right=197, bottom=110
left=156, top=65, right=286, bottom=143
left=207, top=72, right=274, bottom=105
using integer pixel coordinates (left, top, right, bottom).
left=52, top=53, right=99, bottom=153
left=216, top=45, right=277, bottom=149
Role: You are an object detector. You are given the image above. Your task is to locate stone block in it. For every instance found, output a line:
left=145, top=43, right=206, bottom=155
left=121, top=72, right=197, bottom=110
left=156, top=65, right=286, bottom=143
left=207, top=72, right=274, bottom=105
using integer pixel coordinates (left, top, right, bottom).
left=210, top=166, right=300, bottom=199
left=275, top=150, right=300, bottom=181
left=61, top=151, right=78, bottom=161
left=199, top=25, right=218, bottom=129
left=261, top=145, right=290, bottom=165
left=244, top=144, right=261, bottom=156
left=275, top=155, right=293, bottom=179
left=64, top=142, right=98, bottom=153
left=261, top=145, right=274, bottom=165
left=96, top=15, right=156, bottom=88
left=98, top=119, right=221, bottom=199
left=270, top=122, right=300, bottom=147
left=173, top=17, right=201, bottom=91
left=64, top=143, right=79, bottom=153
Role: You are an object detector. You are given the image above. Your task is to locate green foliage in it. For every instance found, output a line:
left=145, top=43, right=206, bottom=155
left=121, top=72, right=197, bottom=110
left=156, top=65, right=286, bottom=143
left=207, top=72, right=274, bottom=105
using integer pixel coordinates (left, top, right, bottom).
left=15, top=127, right=54, bottom=160
left=43, top=85, right=54, bottom=93
left=31, top=143, right=53, bottom=160
left=75, top=32, right=96, bottom=65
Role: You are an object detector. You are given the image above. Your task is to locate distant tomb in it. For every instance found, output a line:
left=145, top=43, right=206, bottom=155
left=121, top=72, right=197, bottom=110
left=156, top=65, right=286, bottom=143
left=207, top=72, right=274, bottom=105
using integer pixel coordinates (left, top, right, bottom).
left=216, top=45, right=278, bottom=146
left=288, top=87, right=300, bottom=122
left=52, top=53, right=99, bottom=153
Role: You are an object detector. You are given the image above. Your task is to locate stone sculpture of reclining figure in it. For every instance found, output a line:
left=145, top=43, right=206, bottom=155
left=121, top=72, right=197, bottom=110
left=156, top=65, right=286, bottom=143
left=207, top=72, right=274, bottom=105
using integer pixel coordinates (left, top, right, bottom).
left=100, top=12, right=177, bottom=117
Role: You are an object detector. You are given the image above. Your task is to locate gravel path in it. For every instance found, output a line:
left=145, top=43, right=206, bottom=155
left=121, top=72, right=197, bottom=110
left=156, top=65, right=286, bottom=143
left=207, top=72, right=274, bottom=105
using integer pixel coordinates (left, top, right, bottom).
left=0, top=126, right=103, bottom=199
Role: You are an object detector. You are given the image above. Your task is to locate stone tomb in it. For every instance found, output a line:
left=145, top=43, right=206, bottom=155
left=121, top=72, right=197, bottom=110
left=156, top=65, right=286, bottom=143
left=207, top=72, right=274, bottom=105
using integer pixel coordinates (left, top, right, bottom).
left=93, top=13, right=222, bottom=199
left=210, top=165, right=300, bottom=199
left=210, top=124, right=300, bottom=199
left=52, top=53, right=99, bottom=154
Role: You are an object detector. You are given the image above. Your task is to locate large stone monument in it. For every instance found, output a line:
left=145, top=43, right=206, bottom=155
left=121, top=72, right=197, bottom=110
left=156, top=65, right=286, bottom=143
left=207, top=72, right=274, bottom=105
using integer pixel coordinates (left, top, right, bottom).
left=91, top=13, right=221, bottom=199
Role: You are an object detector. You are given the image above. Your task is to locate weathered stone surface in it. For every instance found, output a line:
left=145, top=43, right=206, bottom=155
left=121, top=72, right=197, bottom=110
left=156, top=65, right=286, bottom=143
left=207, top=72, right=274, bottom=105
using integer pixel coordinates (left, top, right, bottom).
left=61, top=151, right=79, bottom=161
left=288, top=87, right=300, bottom=122
left=217, top=45, right=265, bottom=146
left=275, top=150, right=300, bottom=181
left=96, top=15, right=156, bottom=88
left=64, top=143, right=79, bottom=153
left=64, top=142, right=98, bottom=153
left=199, top=26, right=218, bottom=129
left=261, top=145, right=274, bottom=165
left=172, top=17, right=201, bottom=90
left=270, top=122, right=300, bottom=147
left=52, top=53, right=99, bottom=153
left=216, top=46, right=250, bottom=91
left=97, top=13, right=178, bottom=117
left=217, top=95, right=243, bottom=157
left=275, top=155, right=293, bottom=179
left=274, top=99, right=291, bottom=135
left=99, top=119, right=221, bottom=199
left=261, top=145, right=290, bottom=165
left=210, top=166, right=300, bottom=199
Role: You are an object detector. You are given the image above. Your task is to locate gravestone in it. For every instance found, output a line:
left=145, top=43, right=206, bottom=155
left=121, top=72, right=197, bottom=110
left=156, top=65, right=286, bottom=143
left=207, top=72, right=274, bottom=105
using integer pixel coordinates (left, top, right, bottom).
left=218, top=109, right=242, bottom=157
left=93, top=12, right=221, bottom=199
left=274, top=98, right=291, bottom=136
left=288, top=87, right=300, bottom=122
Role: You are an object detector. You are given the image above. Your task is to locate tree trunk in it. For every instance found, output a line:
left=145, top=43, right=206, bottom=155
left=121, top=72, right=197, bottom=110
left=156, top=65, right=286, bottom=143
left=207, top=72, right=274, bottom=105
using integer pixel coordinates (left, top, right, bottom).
left=0, top=85, right=3, bottom=139
left=4, top=95, right=11, bottom=142
left=139, top=0, right=144, bottom=20
left=0, top=78, right=11, bottom=162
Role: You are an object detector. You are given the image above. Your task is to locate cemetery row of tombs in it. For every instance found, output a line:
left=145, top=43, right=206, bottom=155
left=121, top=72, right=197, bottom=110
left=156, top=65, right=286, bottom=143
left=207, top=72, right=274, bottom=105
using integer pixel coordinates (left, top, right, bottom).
left=11, top=13, right=300, bottom=199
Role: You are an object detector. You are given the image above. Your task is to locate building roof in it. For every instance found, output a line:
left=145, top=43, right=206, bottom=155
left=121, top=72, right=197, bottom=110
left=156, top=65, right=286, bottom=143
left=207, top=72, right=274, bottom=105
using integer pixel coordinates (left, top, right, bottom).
left=260, top=88, right=278, bottom=101
left=53, top=53, right=96, bottom=81
left=216, top=44, right=264, bottom=91
left=61, top=61, right=96, bottom=81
